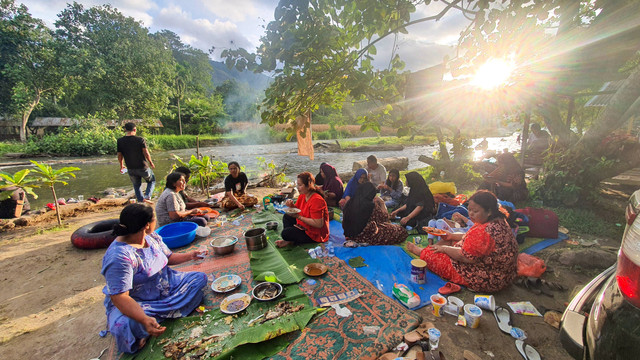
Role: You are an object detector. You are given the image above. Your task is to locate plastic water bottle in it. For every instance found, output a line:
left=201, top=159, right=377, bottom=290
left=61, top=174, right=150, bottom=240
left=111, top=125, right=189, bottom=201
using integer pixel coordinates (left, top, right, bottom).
left=314, top=246, right=324, bottom=258
left=308, top=249, right=317, bottom=259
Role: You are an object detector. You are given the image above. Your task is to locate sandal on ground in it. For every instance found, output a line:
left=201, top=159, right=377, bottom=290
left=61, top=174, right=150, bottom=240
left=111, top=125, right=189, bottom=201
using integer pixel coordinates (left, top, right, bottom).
left=494, top=306, right=513, bottom=335
left=438, top=282, right=461, bottom=295
left=424, top=350, right=446, bottom=360
left=515, top=339, right=542, bottom=360
left=515, top=277, right=554, bottom=297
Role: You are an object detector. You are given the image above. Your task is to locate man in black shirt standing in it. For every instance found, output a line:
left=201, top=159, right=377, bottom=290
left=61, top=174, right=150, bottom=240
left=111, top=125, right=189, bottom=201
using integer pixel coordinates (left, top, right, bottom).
left=117, top=123, right=156, bottom=203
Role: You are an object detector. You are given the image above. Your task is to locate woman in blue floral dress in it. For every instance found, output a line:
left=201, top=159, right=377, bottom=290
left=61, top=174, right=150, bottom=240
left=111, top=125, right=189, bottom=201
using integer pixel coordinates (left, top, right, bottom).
left=101, top=204, right=208, bottom=354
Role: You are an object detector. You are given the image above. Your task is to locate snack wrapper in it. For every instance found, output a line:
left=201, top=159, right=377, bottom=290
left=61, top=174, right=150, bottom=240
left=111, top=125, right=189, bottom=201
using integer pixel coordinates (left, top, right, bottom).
left=392, top=283, right=420, bottom=309
left=507, top=301, right=543, bottom=316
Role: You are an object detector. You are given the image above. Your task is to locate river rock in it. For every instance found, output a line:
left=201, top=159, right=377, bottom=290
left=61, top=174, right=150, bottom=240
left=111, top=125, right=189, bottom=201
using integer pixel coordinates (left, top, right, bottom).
left=352, top=157, right=409, bottom=172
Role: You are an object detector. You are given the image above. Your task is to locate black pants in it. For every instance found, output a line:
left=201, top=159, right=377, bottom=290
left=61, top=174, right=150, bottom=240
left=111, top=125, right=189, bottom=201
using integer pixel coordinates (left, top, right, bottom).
left=281, top=214, right=315, bottom=244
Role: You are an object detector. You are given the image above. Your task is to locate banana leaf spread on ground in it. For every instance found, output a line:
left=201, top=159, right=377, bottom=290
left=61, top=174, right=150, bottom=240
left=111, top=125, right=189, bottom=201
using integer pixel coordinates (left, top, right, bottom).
left=123, top=287, right=316, bottom=360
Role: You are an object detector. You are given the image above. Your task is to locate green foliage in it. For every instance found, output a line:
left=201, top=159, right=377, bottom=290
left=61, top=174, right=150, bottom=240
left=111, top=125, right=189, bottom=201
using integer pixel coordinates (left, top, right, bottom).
left=0, top=141, right=25, bottom=155
left=222, top=0, right=410, bottom=132
left=172, top=155, right=227, bottom=195
left=146, top=134, right=225, bottom=151
left=26, top=121, right=119, bottom=156
left=529, top=152, right=616, bottom=207
left=256, top=156, right=288, bottom=186
left=30, top=160, right=80, bottom=225
left=54, top=3, right=175, bottom=119
left=1, top=0, right=65, bottom=141
left=0, top=168, right=38, bottom=200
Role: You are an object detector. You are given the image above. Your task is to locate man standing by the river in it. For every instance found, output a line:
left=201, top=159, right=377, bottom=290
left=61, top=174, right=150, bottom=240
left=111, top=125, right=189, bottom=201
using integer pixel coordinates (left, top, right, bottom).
left=117, top=122, right=155, bottom=203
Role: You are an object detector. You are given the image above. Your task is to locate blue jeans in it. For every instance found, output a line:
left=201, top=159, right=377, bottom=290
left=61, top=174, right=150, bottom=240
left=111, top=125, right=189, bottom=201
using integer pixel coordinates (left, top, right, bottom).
left=128, top=168, right=155, bottom=202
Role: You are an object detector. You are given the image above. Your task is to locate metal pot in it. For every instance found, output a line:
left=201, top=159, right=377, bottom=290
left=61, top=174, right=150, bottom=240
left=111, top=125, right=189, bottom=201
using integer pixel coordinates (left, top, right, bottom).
left=244, top=227, right=267, bottom=251
left=266, top=221, right=278, bottom=230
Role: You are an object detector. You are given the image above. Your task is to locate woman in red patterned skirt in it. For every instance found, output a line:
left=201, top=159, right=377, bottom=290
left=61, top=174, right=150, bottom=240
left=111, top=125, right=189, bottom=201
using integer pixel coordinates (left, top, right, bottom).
left=342, top=182, right=407, bottom=245
left=407, top=190, right=518, bottom=292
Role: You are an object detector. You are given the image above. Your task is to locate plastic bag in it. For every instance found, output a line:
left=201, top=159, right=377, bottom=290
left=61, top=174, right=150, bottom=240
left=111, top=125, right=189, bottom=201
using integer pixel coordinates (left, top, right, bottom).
left=428, top=181, right=457, bottom=195
left=517, top=253, right=546, bottom=278
left=392, top=283, right=420, bottom=309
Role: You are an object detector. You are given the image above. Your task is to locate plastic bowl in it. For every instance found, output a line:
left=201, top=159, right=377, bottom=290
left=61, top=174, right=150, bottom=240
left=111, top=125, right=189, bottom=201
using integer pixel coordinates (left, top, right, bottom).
left=252, top=282, right=283, bottom=301
left=156, top=222, right=198, bottom=249
left=210, top=236, right=238, bottom=255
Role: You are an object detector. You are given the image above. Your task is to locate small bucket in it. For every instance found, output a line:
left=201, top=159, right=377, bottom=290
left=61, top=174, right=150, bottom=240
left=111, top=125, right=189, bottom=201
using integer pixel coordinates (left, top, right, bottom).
left=410, top=259, right=427, bottom=284
left=474, top=294, right=495, bottom=311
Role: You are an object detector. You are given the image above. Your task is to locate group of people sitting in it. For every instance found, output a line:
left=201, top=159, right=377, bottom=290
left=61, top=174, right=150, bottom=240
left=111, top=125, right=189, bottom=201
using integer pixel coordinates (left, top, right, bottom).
left=102, top=154, right=526, bottom=354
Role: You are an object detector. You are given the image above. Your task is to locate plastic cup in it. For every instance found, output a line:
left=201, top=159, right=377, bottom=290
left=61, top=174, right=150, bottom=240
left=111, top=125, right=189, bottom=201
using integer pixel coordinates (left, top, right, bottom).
left=474, top=294, right=496, bottom=311
left=430, top=294, right=447, bottom=317
left=443, top=296, right=464, bottom=316
left=77, top=195, right=84, bottom=201
left=464, top=304, right=483, bottom=329
left=428, top=328, right=441, bottom=350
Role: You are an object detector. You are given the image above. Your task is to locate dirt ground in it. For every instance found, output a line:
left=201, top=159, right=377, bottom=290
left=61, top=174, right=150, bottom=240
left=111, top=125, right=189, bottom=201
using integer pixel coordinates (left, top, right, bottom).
left=0, top=186, right=627, bottom=360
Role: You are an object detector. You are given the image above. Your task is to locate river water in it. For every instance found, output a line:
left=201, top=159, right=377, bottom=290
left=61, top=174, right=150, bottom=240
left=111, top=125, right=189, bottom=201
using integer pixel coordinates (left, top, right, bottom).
left=5, top=134, right=520, bottom=209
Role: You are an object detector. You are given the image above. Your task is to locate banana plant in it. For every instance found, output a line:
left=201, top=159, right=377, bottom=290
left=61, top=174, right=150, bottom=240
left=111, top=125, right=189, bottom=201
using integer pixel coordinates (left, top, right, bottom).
left=30, top=160, right=80, bottom=225
left=0, top=168, right=39, bottom=201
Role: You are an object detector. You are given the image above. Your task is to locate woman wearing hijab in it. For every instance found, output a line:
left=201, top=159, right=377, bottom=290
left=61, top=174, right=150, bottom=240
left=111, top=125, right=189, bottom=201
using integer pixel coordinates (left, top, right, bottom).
left=378, top=168, right=404, bottom=208
left=314, top=162, right=326, bottom=186
left=479, top=153, right=528, bottom=203
left=343, top=182, right=407, bottom=245
left=390, top=172, right=435, bottom=227
left=338, top=168, right=368, bottom=208
left=320, top=163, right=343, bottom=207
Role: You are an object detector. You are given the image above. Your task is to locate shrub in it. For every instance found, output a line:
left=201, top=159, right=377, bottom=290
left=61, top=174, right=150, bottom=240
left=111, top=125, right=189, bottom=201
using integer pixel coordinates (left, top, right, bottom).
left=26, top=123, right=118, bottom=156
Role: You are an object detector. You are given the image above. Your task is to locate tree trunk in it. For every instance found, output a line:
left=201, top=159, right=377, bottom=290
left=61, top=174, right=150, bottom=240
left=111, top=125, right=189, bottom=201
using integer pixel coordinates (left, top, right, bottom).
left=178, top=97, right=182, bottom=135
left=20, top=92, right=41, bottom=143
left=51, top=185, right=61, bottom=226
left=577, top=66, right=640, bottom=151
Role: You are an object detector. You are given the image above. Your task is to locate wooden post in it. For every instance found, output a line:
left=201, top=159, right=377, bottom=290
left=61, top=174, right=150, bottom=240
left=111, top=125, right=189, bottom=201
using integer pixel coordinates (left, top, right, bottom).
left=196, top=136, right=200, bottom=159
left=520, top=109, right=531, bottom=167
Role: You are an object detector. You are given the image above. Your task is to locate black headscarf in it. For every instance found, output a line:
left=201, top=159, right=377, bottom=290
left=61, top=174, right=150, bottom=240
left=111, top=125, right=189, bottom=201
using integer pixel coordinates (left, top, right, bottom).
left=404, top=172, right=435, bottom=219
left=342, top=182, right=377, bottom=237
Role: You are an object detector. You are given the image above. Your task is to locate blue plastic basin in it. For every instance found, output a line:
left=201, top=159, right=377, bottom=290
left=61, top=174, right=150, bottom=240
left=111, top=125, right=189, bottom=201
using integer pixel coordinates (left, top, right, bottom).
left=156, top=222, right=198, bottom=249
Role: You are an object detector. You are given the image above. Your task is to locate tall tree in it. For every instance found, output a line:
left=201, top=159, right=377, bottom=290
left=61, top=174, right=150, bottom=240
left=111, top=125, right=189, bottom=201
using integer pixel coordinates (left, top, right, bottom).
left=0, top=0, right=65, bottom=142
left=54, top=2, right=175, bottom=120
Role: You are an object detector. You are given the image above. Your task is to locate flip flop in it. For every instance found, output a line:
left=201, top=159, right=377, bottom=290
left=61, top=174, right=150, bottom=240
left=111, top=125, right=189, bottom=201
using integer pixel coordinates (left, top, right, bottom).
left=494, top=306, right=513, bottom=335
left=515, top=340, right=542, bottom=360
left=438, top=282, right=461, bottom=295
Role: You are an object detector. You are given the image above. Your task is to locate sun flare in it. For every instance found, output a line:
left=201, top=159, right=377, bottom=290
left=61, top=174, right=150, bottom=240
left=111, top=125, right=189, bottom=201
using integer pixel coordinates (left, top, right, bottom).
left=471, top=58, right=515, bottom=90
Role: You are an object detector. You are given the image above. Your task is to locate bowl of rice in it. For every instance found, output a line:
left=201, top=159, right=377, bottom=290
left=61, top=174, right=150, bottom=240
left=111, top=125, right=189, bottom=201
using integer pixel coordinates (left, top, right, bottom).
left=210, top=236, right=238, bottom=255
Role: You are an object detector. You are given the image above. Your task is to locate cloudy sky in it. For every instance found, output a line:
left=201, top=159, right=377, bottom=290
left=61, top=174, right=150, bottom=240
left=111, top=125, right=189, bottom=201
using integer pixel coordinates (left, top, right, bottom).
left=18, top=0, right=472, bottom=71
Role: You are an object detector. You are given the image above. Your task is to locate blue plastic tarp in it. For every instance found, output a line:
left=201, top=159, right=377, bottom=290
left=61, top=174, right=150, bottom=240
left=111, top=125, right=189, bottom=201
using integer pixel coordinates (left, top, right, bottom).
left=334, top=245, right=447, bottom=309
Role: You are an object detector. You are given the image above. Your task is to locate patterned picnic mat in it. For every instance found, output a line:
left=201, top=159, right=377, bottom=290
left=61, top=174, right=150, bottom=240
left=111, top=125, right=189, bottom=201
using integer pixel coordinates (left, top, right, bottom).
left=271, top=256, right=422, bottom=360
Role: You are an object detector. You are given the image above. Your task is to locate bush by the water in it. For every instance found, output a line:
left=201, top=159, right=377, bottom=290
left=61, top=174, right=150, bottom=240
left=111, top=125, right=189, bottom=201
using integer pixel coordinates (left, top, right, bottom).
left=27, top=124, right=119, bottom=156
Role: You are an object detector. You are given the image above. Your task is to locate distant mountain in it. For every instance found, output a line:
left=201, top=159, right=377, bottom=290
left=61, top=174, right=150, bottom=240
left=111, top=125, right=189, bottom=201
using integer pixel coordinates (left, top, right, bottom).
left=210, top=60, right=272, bottom=91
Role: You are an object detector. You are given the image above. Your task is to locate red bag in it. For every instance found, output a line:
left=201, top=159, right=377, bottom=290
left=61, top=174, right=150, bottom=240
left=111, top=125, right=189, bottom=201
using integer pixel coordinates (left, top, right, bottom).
left=517, top=253, right=547, bottom=278
left=516, top=207, right=559, bottom=239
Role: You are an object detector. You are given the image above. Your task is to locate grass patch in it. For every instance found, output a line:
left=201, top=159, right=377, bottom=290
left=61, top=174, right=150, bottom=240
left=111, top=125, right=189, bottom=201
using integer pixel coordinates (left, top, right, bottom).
left=36, top=223, right=71, bottom=234
left=550, top=206, right=624, bottom=239
left=340, top=135, right=437, bottom=148
left=0, top=141, right=25, bottom=156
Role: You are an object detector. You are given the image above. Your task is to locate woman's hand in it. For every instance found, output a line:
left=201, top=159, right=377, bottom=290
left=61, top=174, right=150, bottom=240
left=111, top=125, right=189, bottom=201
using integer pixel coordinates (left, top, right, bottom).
left=285, top=199, right=295, bottom=208
left=142, top=316, right=166, bottom=336
left=190, top=209, right=201, bottom=216
left=399, top=216, right=409, bottom=226
left=338, top=198, right=347, bottom=208
left=429, top=244, right=445, bottom=254
left=440, top=230, right=453, bottom=241
left=191, top=248, right=207, bottom=260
